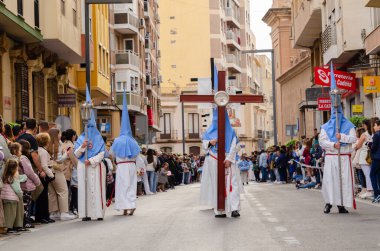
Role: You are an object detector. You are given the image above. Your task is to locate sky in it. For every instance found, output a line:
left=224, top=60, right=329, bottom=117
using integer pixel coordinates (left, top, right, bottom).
left=250, top=0, right=272, bottom=49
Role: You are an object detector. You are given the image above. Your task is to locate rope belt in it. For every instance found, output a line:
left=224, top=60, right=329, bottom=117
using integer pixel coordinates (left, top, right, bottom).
left=116, top=161, right=136, bottom=165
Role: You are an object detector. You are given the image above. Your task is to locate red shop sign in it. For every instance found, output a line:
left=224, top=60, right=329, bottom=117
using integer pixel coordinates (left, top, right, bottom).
left=314, top=67, right=356, bottom=91
left=317, top=97, right=331, bottom=111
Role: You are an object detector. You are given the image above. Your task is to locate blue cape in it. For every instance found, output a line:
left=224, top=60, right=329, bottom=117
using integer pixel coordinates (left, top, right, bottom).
left=202, top=108, right=237, bottom=153
left=74, top=85, right=105, bottom=162
left=111, top=90, right=140, bottom=159
left=321, top=63, right=355, bottom=142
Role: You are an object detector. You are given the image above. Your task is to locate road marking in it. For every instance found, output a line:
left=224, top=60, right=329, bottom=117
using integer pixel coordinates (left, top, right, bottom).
left=262, top=212, right=272, bottom=216
left=275, top=226, right=287, bottom=232
left=283, top=237, right=300, bottom=245
left=267, top=217, right=279, bottom=223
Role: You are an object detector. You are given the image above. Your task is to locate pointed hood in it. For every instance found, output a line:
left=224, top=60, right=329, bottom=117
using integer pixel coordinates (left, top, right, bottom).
left=202, top=108, right=237, bottom=153
left=321, top=62, right=355, bottom=142
left=74, top=85, right=105, bottom=161
left=111, top=89, right=140, bottom=159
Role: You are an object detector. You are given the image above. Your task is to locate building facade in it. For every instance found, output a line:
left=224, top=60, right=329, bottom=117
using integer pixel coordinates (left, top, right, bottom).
left=0, top=0, right=83, bottom=131
left=156, top=0, right=272, bottom=154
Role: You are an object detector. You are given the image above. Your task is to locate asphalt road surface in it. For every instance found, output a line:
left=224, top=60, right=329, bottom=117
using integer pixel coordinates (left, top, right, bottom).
left=1, top=182, right=380, bottom=251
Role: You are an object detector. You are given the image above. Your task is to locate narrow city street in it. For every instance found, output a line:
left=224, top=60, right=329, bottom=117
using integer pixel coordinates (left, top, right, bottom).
left=1, top=183, right=379, bottom=251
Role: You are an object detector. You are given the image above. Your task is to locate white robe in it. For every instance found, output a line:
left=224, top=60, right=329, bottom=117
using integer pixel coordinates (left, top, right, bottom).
left=319, top=128, right=357, bottom=208
left=114, top=156, right=138, bottom=210
left=75, top=148, right=106, bottom=219
left=199, top=137, right=243, bottom=217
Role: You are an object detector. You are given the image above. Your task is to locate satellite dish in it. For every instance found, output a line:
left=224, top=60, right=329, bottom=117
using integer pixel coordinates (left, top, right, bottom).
left=55, top=116, right=71, bottom=132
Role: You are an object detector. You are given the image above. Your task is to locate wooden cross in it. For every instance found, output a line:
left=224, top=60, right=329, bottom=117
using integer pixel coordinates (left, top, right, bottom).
left=180, top=70, right=264, bottom=210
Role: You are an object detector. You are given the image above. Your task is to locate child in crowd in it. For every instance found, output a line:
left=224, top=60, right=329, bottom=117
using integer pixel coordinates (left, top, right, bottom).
left=10, top=141, right=40, bottom=228
left=158, top=162, right=169, bottom=192
left=1, top=159, right=27, bottom=233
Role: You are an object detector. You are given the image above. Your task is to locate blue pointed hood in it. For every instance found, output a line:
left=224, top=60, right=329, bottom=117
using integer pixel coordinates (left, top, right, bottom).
left=111, top=89, right=140, bottom=159
left=202, top=108, right=237, bottom=153
left=321, top=62, right=355, bottom=142
left=74, top=85, right=105, bottom=162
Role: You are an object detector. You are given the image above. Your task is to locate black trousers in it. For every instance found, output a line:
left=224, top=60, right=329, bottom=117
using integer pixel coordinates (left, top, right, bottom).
left=69, top=186, right=78, bottom=212
left=254, top=170, right=260, bottom=181
left=35, top=178, right=49, bottom=221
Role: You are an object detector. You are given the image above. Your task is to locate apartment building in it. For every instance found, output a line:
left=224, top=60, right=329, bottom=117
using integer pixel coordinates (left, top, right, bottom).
left=263, top=0, right=314, bottom=144
left=0, top=0, right=83, bottom=130
left=156, top=0, right=270, bottom=154
left=107, top=0, right=160, bottom=142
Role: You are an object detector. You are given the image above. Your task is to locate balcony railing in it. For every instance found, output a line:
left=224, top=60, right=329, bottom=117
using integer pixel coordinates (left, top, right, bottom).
left=159, top=130, right=178, bottom=140
left=226, top=54, right=239, bottom=64
left=115, top=50, right=140, bottom=68
left=114, top=12, right=139, bottom=27
left=226, top=30, right=240, bottom=45
left=116, top=92, right=142, bottom=109
left=321, top=24, right=337, bottom=54
left=225, top=7, right=240, bottom=24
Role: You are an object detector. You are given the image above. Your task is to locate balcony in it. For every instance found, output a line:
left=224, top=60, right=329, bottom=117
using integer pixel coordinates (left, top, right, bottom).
left=293, top=0, right=322, bottom=48
left=321, top=24, right=338, bottom=64
left=226, top=30, right=241, bottom=50
left=116, top=92, right=142, bottom=113
left=186, top=130, right=200, bottom=140
left=115, top=50, right=140, bottom=72
left=114, top=12, right=139, bottom=34
left=365, top=0, right=380, bottom=7
left=365, top=24, right=380, bottom=55
left=225, top=8, right=240, bottom=28
left=144, top=0, right=149, bottom=18
left=158, top=130, right=178, bottom=141
left=226, top=54, right=242, bottom=73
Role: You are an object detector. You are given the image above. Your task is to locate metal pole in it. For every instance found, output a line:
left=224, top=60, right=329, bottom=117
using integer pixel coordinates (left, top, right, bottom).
left=85, top=3, right=91, bottom=93
left=242, top=49, right=277, bottom=145
left=334, top=92, right=343, bottom=206
left=182, top=101, right=185, bottom=155
left=84, top=120, right=88, bottom=218
left=271, top=51, right=277, bottom=145
left=84, top=3, right=90, bottom=219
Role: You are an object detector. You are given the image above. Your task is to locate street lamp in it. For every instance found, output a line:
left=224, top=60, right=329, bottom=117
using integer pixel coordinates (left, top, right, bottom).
left=80, top=100, right=93, bottom=220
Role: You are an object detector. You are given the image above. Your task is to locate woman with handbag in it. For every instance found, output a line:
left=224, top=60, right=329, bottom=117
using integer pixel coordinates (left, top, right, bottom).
left=47, top=129, right=76, bottom=221
left=10, top=141, right=41, bottom=228
left=355, top=120, right=373, bottom=199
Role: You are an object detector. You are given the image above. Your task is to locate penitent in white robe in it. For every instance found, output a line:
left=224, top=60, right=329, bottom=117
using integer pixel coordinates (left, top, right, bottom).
left=114, top=156, right=138, bottom=210
left=319, top=128, right=357, bottom=208
left=199, top=137, right=243, bottom=217
left=75, top=148, right=106, bottom=219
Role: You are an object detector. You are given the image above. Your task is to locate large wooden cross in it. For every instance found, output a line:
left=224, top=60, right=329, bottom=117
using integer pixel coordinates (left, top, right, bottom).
left=180, top=70, right=264, bottom=210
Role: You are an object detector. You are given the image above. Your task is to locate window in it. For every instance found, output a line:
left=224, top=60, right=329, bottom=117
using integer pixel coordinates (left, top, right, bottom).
left=47, top=78, right=58, bottom=122
left=160, top=113, right=171, bottom=139
left=161, top=147, right=172, bottom=153
left=14, top=63, right=29, bottom=120
left=61, top=0, right=65, bottom=15
left=34, top=0, right=39, bottom=27
left=98, top=45, right=102, bottom=73
left=124, top=39, right=134, bottom=52
left=97, top=116, right=112, bottom=137
left=116, top=81, right=126, bottom=92
left=32, top=71, right=45, bottom=121
left=17, top=0, right=23, bottom=16
left=188, top=113, right=199, bottom=139
left=73, top=9, right=77, bottom=26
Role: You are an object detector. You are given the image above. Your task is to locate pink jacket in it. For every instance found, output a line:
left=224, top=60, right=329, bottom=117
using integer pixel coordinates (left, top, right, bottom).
left=0, top=183, right=19, bottom=202
left=19, top=155, right=41, bottom=192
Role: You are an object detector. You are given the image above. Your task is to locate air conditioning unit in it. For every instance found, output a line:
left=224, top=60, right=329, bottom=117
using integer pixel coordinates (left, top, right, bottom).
left=144, top=97, right=149, bottom=105
left=139, top=18, right=145, bottom=28
left=157, top=50, right=161, bottom=58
